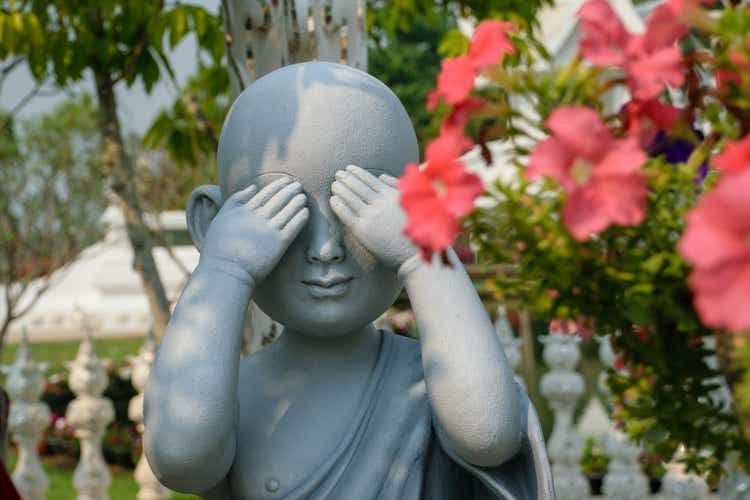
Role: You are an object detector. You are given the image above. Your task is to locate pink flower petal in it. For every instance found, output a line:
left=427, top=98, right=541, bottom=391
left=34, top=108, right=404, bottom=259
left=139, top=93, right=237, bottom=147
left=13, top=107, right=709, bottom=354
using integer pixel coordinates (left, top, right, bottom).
left=594, top=137, right=647, bottom=176
left=691, top=261, right=750, bottom=332
left=546, top=106, right=613, bottom=162
left=577, top=0, right=630, bottom=66
left=626, top=44, right=684, bottom=100
left=714, top=135, right=750, bottom=174
left=624, top=99, right=682, bottom=146
left=468, top=20, right=516, bottom=69
left=436, top=56, right=476, bottom=106
left=643, top=1, right=689, bottom=51
left=527, top=137, right=577, bottom=191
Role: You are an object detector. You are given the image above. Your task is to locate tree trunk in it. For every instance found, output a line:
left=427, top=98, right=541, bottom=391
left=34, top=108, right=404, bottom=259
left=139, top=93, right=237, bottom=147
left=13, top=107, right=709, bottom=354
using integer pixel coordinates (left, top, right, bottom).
left=93, top=71, right=171, bottom=339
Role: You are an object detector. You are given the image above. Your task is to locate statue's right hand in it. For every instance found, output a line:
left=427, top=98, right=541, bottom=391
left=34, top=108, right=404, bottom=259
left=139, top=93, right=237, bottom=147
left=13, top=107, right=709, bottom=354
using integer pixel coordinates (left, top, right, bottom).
left=201, top=178, right=309, bottom=285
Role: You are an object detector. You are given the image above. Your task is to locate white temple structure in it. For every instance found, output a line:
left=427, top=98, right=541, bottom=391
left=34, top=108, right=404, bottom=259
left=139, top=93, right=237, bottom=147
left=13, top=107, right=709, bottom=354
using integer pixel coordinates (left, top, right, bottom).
left=3, top=209, right=199, bottom=343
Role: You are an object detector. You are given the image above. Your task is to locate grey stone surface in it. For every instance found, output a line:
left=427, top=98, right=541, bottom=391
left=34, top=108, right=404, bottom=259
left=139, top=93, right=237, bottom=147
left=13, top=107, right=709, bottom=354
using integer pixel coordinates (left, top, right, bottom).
left=144, top=62, right=554, bottom=499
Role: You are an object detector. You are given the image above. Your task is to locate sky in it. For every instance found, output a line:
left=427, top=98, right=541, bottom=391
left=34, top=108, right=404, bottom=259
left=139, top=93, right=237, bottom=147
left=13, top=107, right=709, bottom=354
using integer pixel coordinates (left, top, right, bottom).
left=0, top=0, right=221, bottom=136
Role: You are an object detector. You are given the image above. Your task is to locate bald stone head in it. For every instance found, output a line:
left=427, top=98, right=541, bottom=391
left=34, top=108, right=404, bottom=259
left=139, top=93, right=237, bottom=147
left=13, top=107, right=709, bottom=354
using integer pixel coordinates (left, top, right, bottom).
left=190, top=62, right=419, bottom=336
left=218, top=61, right=419, bottom=199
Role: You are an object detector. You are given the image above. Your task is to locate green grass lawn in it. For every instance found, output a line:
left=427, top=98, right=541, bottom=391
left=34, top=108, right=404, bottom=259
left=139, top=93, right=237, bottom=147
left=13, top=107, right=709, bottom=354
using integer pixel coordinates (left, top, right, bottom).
left=7, top=449, right=198, bottom=499
left=1, top=336, right=145, bottom=376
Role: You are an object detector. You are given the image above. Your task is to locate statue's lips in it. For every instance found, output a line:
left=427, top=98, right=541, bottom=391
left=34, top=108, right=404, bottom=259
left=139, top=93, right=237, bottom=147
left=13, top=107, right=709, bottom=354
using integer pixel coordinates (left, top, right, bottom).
left=301, top=276, right=353, bottom=298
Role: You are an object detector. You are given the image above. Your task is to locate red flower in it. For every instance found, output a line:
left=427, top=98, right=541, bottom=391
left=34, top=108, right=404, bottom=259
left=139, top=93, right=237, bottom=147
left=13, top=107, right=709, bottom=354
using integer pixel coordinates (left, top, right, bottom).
left=527, top=106, right=648, bottom=240
left=442, top=98, right=487, bottom=135
left=399, top=132, right=483, bottom=260
left=633, top=326, right=651, bottom=342
left=468, top=20, right=517, bottom=68
left=714, top=134, right=750, bottom=174
left=578, top=0, right=687, bottom=100
left=549, top=318, right=594, bottom=339
left=678, top=170, right=750, bottom=332
left=428, top=20, right=516, bottom=109
left=433, top=57, right=477, bottom=107
left=623, top=99, right=681, bottom=147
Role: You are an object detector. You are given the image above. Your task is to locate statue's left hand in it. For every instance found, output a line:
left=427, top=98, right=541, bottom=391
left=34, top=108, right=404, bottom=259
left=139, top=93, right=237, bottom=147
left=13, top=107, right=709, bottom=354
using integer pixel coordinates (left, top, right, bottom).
left=330, top=165, right=418, bottom=271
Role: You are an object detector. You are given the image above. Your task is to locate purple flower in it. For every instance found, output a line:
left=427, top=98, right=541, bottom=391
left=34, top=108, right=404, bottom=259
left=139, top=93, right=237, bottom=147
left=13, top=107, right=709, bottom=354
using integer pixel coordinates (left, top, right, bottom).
left=649, top=130, right=708, bottom=182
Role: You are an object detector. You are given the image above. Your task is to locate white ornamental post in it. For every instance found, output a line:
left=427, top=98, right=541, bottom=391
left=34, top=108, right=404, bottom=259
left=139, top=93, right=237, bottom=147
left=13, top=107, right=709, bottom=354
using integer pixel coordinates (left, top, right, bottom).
left=128, top=330, right=170, bottom=500
left=494, top=305, right=523, bottom=387
left=1, top=331, right=50, bottom=500
left=539, top=331, right=590, bottom=500
left=596, top=335, right=649, bottom=500
left=661, top=447, right=709, bottom=500
left=66, top=333, right=115, bottom=500
left=223, top=0, right=367, bottom=97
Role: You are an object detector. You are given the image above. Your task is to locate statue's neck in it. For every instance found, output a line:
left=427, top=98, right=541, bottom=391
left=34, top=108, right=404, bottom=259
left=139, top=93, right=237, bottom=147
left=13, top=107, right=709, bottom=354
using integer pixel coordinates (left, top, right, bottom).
left=274, top=324, right=382, bottom=371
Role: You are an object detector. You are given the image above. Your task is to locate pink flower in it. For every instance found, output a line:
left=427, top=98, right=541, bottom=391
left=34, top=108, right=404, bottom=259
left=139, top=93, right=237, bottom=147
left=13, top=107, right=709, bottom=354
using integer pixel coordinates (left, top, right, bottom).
left=527, top=106, right=648, bottom=239
left=432, top=57, right=477, bottom=107
left=428, top=20, right=516, bottom=109
left=578, top=0, right=686, bottom=100
left=399, top=132, right=484, bottom=259
left=550, top=318, right=594, bottom=339
left=577, top=0, right=630, bottom=66
left=678, top=169, right=750, bottom=332
left=714, top=134, right=750, bottom=174
left=468, top=20, right=516, bottom=68
left=442, top=98, right=486, bottom=134
left=623, top=99, right=681, bottom=147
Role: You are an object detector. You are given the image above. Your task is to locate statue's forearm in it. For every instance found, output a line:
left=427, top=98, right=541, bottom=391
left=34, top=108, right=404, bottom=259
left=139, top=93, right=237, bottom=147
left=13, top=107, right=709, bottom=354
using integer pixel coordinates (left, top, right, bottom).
left=403, top=249, right=522, bottom=467
left=144, top=260, right=250, bottom=493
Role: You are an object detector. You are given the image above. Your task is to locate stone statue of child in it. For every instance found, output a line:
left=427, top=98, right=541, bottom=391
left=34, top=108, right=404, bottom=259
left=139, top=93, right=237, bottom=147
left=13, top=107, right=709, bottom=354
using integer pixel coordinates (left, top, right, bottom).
left=144, top=62, right=554, bottom=500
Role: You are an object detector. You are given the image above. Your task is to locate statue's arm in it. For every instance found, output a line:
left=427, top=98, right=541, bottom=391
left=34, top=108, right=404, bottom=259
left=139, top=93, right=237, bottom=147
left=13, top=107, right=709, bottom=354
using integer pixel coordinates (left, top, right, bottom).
left=402, top=249, right=522, bottom=468
left=144, top=178, right=308, bottom=494
left=143, top=263, right=250, bottom=494
left=328, top=166, right=521, bottom=467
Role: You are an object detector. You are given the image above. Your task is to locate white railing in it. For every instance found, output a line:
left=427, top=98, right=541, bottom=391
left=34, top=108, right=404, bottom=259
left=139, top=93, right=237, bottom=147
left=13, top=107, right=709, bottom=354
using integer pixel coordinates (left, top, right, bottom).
left=3, top=309, right=749, bottom=499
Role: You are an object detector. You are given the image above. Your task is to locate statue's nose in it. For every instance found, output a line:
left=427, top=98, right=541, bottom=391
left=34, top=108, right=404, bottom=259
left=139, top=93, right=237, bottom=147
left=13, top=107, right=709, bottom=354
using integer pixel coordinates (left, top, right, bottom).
left=305, top=214, right=345, bottom=264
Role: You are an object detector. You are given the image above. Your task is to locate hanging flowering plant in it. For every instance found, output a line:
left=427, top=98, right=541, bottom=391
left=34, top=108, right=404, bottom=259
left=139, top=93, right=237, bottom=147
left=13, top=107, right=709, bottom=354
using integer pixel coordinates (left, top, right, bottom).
left=398, top=0, right=750, bottom=477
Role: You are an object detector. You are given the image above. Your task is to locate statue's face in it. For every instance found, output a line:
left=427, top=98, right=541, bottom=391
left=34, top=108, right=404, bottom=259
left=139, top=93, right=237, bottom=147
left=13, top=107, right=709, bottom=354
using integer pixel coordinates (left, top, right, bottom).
left=232, top=171, right=403, bottom=336
left=216, top=62, right=419, bottom=336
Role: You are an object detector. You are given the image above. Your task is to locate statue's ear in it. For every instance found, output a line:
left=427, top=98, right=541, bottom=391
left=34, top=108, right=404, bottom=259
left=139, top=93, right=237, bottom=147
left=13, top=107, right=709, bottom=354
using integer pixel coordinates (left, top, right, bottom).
left=186, top=185, right=223, bottom=252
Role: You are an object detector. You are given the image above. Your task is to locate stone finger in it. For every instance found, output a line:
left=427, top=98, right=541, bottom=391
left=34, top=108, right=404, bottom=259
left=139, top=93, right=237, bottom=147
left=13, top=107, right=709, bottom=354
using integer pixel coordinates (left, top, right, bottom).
left=281, top=207, right=310, bottom=240
left=229, top=184, right=258, bottom=204
left=329, top=195, right=357, bottom=227
left=345, top=165, right=385, bottom=192
left=335, top=170, right=376, bottom=201
left=247, top=177, right=294, bottom=209
left=379, top=174, right=399, bottom=188
left=331, top=180, right=366, bottom=213
left=270, top=193, right=307, bottom=229
left=259, top=181, right=303, bottom=218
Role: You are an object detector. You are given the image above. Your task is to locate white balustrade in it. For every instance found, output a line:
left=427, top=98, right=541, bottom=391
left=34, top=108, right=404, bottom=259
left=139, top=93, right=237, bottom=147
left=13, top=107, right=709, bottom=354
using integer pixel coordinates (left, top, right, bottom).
left=596, top=335, right=650, bottom=500
left=494, top=305, right=524, bottom=387
left=2, top=331, right=50, bottom=500
left=661, top=447, right=709, bottom=500
left=2, top=315, right=730, bottom=499
left=128, top=330, right=170, bottom=500
left=540, top=331, right=590, bottom=500
left=66, top=333, right=115, bottom=500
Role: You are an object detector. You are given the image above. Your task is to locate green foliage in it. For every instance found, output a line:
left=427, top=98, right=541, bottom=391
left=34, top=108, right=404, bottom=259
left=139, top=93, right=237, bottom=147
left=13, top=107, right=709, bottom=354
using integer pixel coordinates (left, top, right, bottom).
left=0, top=95, right=107, bottom=345
left=580, top=437, right=609, bottom=477
left=0, top=1, right=222, bottom=91
left=440, top=8, right=750, bottom=475
left=369, top=12, right=453, bottom=154
left=367, top=0, right=554, bottom=40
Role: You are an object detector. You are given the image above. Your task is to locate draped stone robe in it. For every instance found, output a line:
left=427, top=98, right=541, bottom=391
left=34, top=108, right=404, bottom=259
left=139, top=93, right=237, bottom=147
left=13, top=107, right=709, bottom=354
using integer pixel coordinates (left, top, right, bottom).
left=208, top=331, right=555, bottom=500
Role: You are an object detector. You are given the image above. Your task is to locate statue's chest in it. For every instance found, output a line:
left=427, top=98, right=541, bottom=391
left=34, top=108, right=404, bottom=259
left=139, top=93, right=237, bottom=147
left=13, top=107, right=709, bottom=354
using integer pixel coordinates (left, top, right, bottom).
left=229, top=375, right=367, bottom=500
